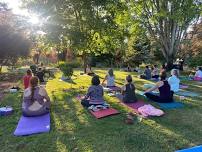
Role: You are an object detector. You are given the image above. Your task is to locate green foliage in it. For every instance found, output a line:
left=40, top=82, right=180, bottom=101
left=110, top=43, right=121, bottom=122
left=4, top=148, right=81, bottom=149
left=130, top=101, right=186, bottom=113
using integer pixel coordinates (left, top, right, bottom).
left=66, top=61, right=82, bottom=68
left=188, top=56, right=202, bottom=67
left=58, top=62, right=73, bottom=79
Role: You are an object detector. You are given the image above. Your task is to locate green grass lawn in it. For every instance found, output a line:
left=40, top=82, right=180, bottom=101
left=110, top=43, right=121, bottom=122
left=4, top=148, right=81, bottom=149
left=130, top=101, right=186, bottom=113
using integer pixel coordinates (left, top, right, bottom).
left=0, top=69, right=202, bottom=152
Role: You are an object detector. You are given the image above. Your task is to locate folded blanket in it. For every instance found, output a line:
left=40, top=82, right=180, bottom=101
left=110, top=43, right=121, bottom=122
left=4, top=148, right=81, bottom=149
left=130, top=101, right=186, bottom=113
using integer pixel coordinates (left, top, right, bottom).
left=138, top=104, right=164, bottom=117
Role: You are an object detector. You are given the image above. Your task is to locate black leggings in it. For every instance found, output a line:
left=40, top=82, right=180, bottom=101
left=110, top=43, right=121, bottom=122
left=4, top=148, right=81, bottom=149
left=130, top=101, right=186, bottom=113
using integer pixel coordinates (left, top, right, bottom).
left=152, top=75, right=159, bottom=79
left=81, top=99, right=102, bottom=108
left=145, top=92, right=173, bottom=103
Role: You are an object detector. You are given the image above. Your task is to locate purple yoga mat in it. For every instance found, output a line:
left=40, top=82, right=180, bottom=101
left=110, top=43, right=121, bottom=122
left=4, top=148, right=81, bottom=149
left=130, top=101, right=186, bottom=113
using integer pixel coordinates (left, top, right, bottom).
left=107, top=86, right=121, bottom=91
left=14, top=113, right=50, bottom=136
left=122, top=100, right=147, bottom=113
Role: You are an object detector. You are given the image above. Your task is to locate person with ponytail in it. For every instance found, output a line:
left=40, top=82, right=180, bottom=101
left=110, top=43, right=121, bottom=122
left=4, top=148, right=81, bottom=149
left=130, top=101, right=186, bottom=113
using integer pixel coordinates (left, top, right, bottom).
left=121, top=75, right=137, bottom=103
left=22, top=76, right=50, bottom=117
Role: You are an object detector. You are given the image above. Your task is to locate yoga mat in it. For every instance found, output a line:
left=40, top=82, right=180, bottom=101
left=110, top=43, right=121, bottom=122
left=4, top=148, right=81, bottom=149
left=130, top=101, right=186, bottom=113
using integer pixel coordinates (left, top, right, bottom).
left=179, top=76, right=190, bottom=81
left=179, top=84, right=188, bottom=89
left=157, top=102, right=184, bottom=110
left=122, top=100, right=147, bottom=113
left=89, top=108, right=120, bottom=119
left=175, top=91, right=198, bottom=97
left=143, top=84, right=155, bottom=89
left=136, top=90, right=159, bottom=96
left=14, top=113, right=50, bottom=136
left=107, top=86, right=121, bottom=91
left=176, top=145, right=202, bottom=152
left=136, top=90, right=146, bottom=96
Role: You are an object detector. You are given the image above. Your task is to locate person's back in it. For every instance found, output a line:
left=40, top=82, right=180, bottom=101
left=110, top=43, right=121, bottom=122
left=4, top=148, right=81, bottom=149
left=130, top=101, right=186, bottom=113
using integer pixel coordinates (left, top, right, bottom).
left=87, top=85, right=104, bottom=104
left=168, top=75, right=180, bottom=92
left=145, top=68, right=151, bottom=79
left=36, top=69, right=45, bottom=83
left=168, top=69, right=180, bottom=92
left=23, top=69, right=32, bottom=89
left=122, top=75, right=137, bottom=103
left=30, top=64, right=37, bottom=75
left=159, top=80, right=172, bottom=100
left=107, top=75, right=115, bottom=87
left=123, top=83, right=137, bottom=103
left=195, top=69, right=202, bottom=78
left=22, top=77, right=50, bottom=117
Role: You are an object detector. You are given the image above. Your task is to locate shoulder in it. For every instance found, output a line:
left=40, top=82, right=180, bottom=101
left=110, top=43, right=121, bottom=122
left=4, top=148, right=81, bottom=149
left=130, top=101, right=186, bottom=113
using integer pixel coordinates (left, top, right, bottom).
left=38, top=86, right=47, bottom=96
left=24, top=88, right=31, bottom=97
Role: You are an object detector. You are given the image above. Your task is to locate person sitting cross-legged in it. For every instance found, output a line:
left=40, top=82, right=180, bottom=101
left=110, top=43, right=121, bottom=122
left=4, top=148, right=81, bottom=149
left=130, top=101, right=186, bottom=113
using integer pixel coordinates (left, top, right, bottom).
left=36, top=67, right=45, bottom=84
left=81, top=75, right=105, bottom=108
left=23, top=69, right=32, bottom=89
left=140, top=66, right=152, bottom=80
left=144, top=71, right=174, bottom=103
left=121, top=75, right=137, bottom=103
left=193, top=67, right=202, bottom=81
left=102, top=68, right=115, bottom=87
left=168, top=69, right=180, bottom=93
left=22, top=76, right=50, bottom=117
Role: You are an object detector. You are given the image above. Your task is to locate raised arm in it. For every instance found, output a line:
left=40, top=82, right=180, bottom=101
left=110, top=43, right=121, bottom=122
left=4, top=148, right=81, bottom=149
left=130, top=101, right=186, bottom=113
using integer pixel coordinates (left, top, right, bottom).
left=102, top=75, right=107, bottom=85
left=144, top=81, right=163, bottom=93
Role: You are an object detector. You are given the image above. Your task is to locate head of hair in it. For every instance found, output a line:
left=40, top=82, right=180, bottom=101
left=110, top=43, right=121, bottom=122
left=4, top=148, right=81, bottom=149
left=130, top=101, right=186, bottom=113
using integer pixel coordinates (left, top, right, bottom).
left=91, top=75, right=100, bottom=86
left=154, top=65, right=157, bottom=68
left=126, top=75, right=132, bottom=83
left=108, top=68, right=114, bottom=77
left=171, top=69, right=179, bottom=77
left=27, top=69, right=32, bottom=75
left=146, top=66, right=149, bottom=69
left=29, top=76, right=39, bottom=103
left=162, top=64, right=166, bottom=69
left=160, top=71, right=167, bottom=80
left=198, top=67, right=202, bottom=71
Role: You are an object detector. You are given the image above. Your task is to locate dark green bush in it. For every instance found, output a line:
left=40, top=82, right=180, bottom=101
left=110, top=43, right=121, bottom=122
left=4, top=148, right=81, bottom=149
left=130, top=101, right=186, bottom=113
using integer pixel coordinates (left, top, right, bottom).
left=188, top=56, right=202, bottom=67
left=58, top=62, right=73, bottom=79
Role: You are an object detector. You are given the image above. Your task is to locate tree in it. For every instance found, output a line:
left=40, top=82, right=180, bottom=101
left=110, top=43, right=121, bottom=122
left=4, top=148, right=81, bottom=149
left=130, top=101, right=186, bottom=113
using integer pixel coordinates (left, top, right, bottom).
left=0, top=3, right=31, bottom=72
left=131, top=0, right=201, bottom=69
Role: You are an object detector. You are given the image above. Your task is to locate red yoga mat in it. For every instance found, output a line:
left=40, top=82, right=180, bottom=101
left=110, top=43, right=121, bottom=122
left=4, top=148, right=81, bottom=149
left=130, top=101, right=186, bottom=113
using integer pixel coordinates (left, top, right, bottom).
left=89, top=108, right=120, bottom=119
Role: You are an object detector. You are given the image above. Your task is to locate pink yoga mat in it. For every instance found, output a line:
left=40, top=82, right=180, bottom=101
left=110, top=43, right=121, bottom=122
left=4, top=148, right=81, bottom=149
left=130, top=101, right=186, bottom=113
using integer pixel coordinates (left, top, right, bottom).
left=89, top=108, right=120, bottom=119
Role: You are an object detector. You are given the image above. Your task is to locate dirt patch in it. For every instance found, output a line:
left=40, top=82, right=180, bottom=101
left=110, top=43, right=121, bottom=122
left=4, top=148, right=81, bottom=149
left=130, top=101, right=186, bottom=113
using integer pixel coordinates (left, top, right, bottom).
left=0, top=72, right=23, bottom=101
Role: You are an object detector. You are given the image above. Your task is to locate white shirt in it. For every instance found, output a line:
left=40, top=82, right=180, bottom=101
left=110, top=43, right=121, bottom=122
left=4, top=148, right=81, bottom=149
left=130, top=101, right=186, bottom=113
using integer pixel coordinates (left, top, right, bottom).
left=195, top=70, right=202, bottom=78
left=168, top=75, right=180, bottom=92
left=107, top=75, right=115, bottom=87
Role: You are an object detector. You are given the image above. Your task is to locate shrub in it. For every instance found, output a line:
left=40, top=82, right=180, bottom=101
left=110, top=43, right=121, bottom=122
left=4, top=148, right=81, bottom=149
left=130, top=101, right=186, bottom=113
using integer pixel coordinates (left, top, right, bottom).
left=188, top=56, right=202, bottom=68
left=58, top=62, right=73, bottom=79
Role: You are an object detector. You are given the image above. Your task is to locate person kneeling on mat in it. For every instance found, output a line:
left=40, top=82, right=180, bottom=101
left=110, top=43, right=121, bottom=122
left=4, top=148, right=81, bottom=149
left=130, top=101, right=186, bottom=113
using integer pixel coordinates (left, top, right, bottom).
left=144, top=71, right=173, bottom=103
left=81, top=75, right=104, bottom=107
left=121, top=75, right=137, bottom=103
left=22, top=76, right=50, bottom=117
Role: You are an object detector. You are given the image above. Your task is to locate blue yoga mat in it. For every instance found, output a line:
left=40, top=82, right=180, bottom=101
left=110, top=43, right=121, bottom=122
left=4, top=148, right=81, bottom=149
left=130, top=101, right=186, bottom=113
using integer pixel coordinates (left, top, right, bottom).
left=176, top=145, right=202, bottom=152
left=157, top=102, right=184, bottom=110
left=175, top=91, right=199, bottom=97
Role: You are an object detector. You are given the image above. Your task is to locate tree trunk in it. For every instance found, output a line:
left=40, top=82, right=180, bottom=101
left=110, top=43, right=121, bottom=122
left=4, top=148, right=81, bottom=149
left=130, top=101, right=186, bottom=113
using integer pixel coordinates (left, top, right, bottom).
left=165, top=56, right=174, bottom=71
left=82, top=54, right=87, bottom=73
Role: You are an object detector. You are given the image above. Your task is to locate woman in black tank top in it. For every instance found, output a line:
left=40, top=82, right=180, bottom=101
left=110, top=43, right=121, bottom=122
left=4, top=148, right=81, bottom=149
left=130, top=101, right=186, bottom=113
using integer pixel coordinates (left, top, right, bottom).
left=144, top=71, right=173, bottom=103
left=122, top=75, right=137, bottom=103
